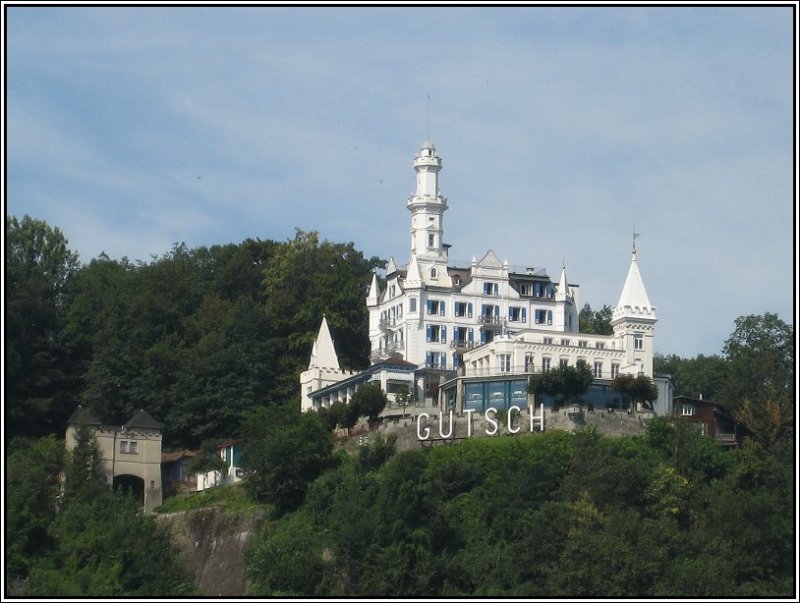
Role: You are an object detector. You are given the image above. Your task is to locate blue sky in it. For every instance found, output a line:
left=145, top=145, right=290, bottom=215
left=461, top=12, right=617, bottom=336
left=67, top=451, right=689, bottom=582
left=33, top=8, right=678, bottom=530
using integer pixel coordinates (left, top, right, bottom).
left=5, top=5, right=795, bottom=358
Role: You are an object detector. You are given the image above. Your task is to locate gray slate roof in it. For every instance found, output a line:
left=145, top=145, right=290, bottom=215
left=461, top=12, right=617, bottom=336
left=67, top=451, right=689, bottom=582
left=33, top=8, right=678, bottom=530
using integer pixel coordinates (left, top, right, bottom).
left=66, top=405, right=101, bottom=425
left=124, top=409, right=164, bottom=430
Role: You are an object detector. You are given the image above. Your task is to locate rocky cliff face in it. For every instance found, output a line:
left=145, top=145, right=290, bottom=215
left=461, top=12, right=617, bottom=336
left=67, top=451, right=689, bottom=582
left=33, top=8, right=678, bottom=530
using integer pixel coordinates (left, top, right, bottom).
left=158, top=507, right=265, bottom=596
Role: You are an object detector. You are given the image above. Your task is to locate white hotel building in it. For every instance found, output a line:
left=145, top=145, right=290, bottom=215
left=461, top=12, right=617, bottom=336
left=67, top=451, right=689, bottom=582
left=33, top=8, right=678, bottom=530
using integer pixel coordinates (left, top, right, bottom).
left=301, top=141, right=665, bottom=415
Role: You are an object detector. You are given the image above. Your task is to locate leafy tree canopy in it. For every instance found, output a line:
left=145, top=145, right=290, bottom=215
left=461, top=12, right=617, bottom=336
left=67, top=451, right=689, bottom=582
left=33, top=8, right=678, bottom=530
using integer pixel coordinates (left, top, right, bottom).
left=240, top=403, right=333, bottom=513
left=579, top=303, right=613, bottom=335
left=529, top=359, right=594, bottom=406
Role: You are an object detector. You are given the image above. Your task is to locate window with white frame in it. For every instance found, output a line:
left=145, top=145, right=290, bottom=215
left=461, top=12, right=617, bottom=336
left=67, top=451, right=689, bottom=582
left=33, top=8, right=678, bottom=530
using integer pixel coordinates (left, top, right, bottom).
left=578, top=340, right=588, bottom=348
left=453, top=326, right=473, bottom=345
left=427, top=299, right=445, bottom=315
left=593, top=361, right=603, bottom=378
left=430, top=267, right=437, bottom=279
left=559, top=358, right=569, bottom=368
left=483, top=282, right=499, bottom=296
left=542, top=357, right=551, bottom=372
left=525, top=353, right=535, bottom=371
left=634, top=334, right=644, bottom=350
left=481, top=304, right=499, bottom=319
left=120, top=440, right=128, bottom=454
left=130, top=441, right=138, bottom=454
left=499, top=354, right=512, bottom=372
left=682, top=403, right=695, bottom=416
left=561, top=338, right=570, bottom=346
left=535, top=309, right=547, bottom=324
left=508, top=306, right=527, bottom=322
left=543, top=337, right=553, bottom=345
left=596, top=342, right=606, bottom=349
left=519, top=283, right=532, bottom=296
left=611, top=363, right=620, bottom=378
left=426, top=324, right=447, bottom=343
left=409, top=298, right=417, bottom=313
left=454, top=301, right=473, bottom=318
left=426, top=351, right=447, bottom=368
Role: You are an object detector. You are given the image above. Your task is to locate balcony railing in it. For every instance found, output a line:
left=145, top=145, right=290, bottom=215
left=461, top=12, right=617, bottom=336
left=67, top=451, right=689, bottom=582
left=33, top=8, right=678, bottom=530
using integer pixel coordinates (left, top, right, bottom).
left=479, top=315, right=504, bottom=330
left=370, top=341, right=405, bottom=362
left=450, top=340, right=479, bottom=351
left=379, top=317, right=400, bottom=330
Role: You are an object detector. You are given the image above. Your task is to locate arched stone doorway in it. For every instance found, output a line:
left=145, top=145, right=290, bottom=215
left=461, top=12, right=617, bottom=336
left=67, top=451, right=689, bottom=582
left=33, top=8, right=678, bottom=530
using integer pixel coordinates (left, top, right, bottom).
left=113, top=474, right=144, bottom=507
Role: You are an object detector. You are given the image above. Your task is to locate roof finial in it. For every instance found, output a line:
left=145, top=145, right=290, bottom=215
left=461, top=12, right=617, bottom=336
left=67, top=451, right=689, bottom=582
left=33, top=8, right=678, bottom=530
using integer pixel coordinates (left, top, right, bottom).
left=633, top=226, right=642, bottom=254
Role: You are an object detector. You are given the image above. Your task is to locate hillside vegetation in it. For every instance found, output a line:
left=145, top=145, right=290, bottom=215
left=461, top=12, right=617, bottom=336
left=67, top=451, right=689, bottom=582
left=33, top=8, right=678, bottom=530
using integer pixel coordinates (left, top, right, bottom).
left=246, top=423, right=794, bottom=597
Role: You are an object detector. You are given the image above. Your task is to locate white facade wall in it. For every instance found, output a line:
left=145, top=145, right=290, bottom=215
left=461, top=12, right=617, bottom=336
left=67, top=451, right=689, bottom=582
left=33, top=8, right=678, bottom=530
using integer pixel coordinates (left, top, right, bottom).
left=368, top=264, right=580, bottom=371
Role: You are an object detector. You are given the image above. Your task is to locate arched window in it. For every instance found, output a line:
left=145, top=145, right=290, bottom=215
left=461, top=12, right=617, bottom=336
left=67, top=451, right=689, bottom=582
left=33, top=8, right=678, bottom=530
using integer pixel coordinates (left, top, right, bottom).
left=430, top=267, right=437, bottom=279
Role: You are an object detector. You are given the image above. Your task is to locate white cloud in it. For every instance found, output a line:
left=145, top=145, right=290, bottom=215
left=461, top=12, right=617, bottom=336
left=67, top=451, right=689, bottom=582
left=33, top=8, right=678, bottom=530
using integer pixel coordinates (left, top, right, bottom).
left=5, top=6, right=793, bottom=358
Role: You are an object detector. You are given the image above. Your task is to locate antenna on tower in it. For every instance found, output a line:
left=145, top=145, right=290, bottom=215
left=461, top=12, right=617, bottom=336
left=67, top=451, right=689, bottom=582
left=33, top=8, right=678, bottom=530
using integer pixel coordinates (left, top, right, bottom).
left=426, top=93, right=431, bottom=140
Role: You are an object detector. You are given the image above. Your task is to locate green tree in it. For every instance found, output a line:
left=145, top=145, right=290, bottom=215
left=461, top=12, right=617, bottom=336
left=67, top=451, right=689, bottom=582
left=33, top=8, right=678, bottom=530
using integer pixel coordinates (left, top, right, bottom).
left=26, top=489, right=194, bottom=596
left=6, top=215, right=81, bottom=437
left=6, top=437, right=64, bottom=581
left=262, top=230, right=383, bottom=400
left=653, top=353, right=730, bottom=400
left=722, top=313, right=794, bottom=410
left=578, top=303, right=613, bottom=335
left=394, top=384, right=416, bottom=417
left=240, top=403, right=333, bottom=513
left=63, top=425, right=107, bottom=504
left=350, top=382, right=389, bottom=422
left=529, top=359, right=594, bottom=408
left=721, top=313, right=794, bottom=455
left=610, top=373, right=659, bottom=412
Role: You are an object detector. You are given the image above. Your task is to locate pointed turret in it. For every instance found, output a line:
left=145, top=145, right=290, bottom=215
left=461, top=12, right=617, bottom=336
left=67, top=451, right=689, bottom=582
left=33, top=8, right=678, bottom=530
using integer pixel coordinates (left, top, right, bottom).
left=404, top=255, right=423, bottom=289
left=555, top=264, right=570, bottom=302
left=366, top=272, right=380, bottom=307
left=308, top=316, right=341, bottom=371
left=612, top=248, right=656, bottom=321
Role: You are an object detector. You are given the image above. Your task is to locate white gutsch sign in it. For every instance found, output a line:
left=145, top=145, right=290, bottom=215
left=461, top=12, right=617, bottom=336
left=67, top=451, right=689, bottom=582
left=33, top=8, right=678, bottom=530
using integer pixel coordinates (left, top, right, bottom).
left=416, top=404, right=545, bottom=441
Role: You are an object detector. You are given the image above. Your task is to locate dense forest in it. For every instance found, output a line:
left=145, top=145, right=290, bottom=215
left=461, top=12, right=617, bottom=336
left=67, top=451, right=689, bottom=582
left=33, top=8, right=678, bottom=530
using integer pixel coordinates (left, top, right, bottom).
left=245, top=421, right=794, bottom=597
left=5, top=214, right=795, bottom=596
left=7, top=215, right=382, bottom=447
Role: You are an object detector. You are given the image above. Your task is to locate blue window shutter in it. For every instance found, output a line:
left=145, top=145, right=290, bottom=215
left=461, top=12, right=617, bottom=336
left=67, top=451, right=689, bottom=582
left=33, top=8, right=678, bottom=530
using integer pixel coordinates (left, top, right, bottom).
left=440, top=302, right=445, bottom=316
left=522, top=308, right=527, bottom=322
left=426, top=325, right=432, bottom=342
left=441, top=326, right=447, bottom=343
left=468, top=303, right=473, bottom=318
left=468, top=328, right=474, bottom=343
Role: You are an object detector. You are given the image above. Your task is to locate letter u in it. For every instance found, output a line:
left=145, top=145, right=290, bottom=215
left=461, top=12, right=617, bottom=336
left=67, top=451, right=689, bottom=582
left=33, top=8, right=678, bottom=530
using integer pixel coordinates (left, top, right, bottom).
left=438, top=411, right=454, bottom=438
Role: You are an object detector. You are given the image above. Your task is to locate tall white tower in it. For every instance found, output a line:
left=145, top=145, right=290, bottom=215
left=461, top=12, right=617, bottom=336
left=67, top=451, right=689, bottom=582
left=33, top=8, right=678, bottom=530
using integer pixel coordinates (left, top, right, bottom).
left=611, top=245, right=657, bottom=376
left=407, top=141, right=448, bottom=263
